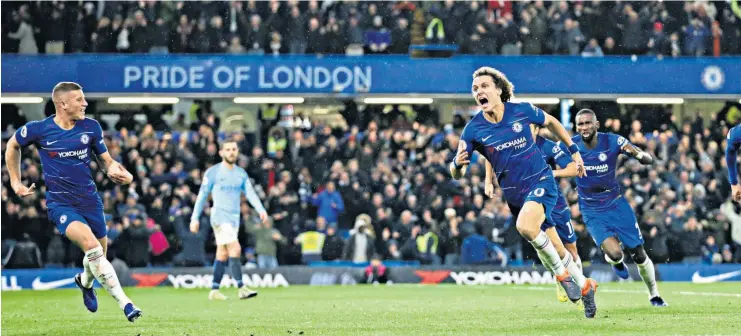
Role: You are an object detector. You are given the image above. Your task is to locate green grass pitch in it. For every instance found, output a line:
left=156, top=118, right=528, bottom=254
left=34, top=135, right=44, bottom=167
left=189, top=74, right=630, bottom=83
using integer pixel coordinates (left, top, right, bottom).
left=2, top=282, right=740, bottom=335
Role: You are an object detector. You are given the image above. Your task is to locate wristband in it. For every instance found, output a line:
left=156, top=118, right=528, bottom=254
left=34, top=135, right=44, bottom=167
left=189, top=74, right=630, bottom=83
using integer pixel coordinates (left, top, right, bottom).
left=568, top=144, right=579, bottom=155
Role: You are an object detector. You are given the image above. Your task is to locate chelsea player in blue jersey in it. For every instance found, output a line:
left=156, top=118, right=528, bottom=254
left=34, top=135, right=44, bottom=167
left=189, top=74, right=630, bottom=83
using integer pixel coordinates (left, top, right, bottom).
left=451, top=67, right=598, bottom=318
left=488, top=124, right=586, bottom=304
left=726, top=124, right=741, bottom=202
left=573, top=109, right=667, bottom=307
left=4, top=82, right=142, bottom=321
left=190, top=140, right=269, bottom=301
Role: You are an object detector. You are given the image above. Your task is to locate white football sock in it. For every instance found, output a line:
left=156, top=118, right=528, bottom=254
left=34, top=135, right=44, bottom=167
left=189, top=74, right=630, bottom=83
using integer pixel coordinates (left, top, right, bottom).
left=81, top=255, right=95, bottom=288
left=637, top=258, right=660, bottom=298
left=536, top=251, right=554, bottom=273
left=530, top=231, right=566, bottom=277
left=85, top=247, right=132, bottom=309
left=574, top=255, right=583, bottom=271
left=605, top=254, right=623, bottom=266
left=562, top=253, right=586, bottom=288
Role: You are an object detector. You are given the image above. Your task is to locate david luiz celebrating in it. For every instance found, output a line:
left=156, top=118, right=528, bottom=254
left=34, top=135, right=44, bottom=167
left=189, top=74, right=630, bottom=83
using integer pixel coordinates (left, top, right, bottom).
left=451, top=67, right=598, bottom=318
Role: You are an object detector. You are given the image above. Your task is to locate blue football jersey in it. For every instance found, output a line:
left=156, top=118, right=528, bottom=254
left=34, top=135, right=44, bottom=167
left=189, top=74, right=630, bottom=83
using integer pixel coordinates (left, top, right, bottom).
left=458, top=102, right=554, bottom=207
left=14, top=116, right=108, bottom=207
left=537, top=137, right=572, bottom=170
left=726, top=124, right=741, bottom=185
left=572, top=132, right=632, bottom=210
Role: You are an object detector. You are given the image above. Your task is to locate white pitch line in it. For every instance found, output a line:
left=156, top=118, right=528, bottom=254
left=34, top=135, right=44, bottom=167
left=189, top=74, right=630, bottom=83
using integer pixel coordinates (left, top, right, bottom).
left=518, top=286, right=741, bottom=298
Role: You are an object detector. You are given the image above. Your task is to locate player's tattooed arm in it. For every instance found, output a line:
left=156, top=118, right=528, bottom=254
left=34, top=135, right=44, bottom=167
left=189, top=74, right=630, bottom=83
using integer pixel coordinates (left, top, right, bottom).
left=621, top=143, right=654, bottom=165
left=4, top=135, right=36, bottom=197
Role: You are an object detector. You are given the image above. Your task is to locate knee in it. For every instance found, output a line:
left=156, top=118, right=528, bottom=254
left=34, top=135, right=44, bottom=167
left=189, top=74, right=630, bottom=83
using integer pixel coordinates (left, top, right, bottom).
left=628, top=247, right=648, bottom=264
left=80, top=237, right=101, bottom=252
left=227, top=242, right=242, bottom=257
left=216, top=248, right=229, bottom=261
left=515, top=220, right=539, bottom=240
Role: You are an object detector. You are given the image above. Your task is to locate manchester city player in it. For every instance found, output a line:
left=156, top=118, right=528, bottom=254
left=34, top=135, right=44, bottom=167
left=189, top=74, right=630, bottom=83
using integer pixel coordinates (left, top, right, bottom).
left=573, top=109, right=667, bottom=307
left=452, top=67, right=598, bottom=318
left=487, top=123, right=584, bottom=304
left=190, top=140, right=269, bottom=301
left=726, top=124, right=741, bottom=202
left=4, top=82, right=142, bottom=321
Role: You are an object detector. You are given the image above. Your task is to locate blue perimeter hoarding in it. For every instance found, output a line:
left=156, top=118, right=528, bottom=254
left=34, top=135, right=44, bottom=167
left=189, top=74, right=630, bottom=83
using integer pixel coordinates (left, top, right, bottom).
left=2, top=264, right=740, bottom=291
left=2, top=55, right=740, bottom=96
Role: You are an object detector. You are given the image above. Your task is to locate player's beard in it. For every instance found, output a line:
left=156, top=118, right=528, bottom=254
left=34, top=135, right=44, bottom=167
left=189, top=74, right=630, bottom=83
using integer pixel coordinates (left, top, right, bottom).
left=224, top=156, right=237, bottom=164
left=582, top=129, right=596, bottom=143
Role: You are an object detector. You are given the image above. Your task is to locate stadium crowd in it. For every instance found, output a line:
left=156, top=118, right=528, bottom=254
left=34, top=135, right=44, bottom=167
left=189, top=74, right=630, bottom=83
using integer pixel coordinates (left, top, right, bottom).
left=2, top=0, right=740, bottom=56
left=2, top=99, right=741, bottom=269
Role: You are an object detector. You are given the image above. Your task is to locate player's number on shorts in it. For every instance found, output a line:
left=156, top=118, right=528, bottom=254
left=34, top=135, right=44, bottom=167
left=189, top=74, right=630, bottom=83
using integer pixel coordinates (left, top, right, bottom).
left=635, top=222, right=643, bottom=240
left=566, top=221, right=574, bottom=237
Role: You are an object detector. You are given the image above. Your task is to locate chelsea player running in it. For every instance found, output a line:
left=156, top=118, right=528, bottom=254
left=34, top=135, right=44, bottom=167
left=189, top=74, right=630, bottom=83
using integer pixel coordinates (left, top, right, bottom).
left=190, top=140, right=269, bottom=300
left=487, top=123, right=586, bottom=305
left=4, top=82, right=142, bottom=321
left=726, top=124, right=741, bottom=202
left=572, top=109, right=667, bottom=307
left=451, top=67, right=598, bottom=318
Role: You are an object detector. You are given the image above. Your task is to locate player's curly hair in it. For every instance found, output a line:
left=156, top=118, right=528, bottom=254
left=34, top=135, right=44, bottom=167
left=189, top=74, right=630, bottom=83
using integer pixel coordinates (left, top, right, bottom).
left=472, top=67, right=514, bottom=103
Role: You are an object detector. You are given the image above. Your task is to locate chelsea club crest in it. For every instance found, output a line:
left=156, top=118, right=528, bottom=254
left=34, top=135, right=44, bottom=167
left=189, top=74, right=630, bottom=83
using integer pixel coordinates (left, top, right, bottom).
left=512, top=122, right=523, bottom=133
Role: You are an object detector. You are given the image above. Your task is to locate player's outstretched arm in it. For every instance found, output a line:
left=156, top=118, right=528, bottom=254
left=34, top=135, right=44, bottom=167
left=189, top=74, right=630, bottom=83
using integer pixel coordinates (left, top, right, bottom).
left=97, top=152, right=133, bottom=184
left=621, top=143, right=654, bottom=165
left=4, top=135, right=36, bottom=197
left=542, top=114, right=586, bottom=177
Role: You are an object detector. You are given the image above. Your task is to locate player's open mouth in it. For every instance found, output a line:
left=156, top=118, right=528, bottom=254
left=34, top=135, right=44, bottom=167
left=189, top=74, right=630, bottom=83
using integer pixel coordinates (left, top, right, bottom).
left=478, top=97, right=489, bottom=108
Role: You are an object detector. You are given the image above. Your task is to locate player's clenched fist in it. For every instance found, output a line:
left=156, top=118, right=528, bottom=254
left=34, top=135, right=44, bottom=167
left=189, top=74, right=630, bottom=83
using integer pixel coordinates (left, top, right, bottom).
left=189, top=219, right=200, bottom=233
left=11, top=182, right=36, bottom=197
left=455, top=151, right=470, bottom=167
left=571, top=152, right=587, bottom=177
left=107, top=161, right=133, bottom=184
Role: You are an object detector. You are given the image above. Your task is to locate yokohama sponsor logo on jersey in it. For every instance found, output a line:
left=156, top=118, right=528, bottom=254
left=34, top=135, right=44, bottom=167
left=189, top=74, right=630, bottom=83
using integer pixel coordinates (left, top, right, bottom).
left=585, top=164, right=609, bottom=173
left=494, top=137, right=527, bottom=151
left=51, top=149, right=88, bottom=158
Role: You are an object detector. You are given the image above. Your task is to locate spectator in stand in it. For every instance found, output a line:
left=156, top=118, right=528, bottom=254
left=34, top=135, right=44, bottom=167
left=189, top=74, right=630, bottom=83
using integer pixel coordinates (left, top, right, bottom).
left=581, top=38, right=603, bottom=57
left=312, top=181, right=344, bottom=227
left=305, top=17, right=324, bottom=54
left=321, top=225, right=345, bottom=261
left=343, top=214, right=376, bottom=263
left=294, top=221, right=326, bottom=264
left=247, top=217, right=286, bottom=269
left=7, top=12, right=37, bottom=54
left=286, top=6, right=307, bottom=54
